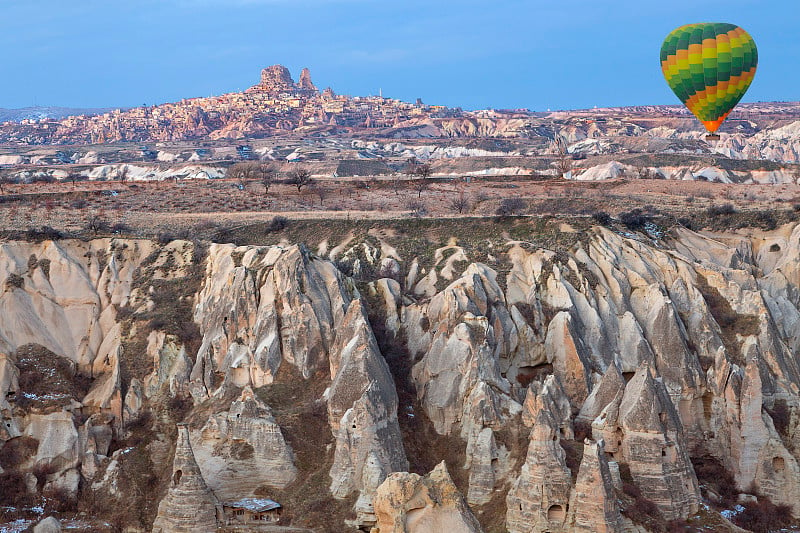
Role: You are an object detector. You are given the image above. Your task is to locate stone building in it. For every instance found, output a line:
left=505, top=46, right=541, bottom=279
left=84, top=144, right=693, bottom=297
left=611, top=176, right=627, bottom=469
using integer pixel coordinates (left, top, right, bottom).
left=222, top=498, right=282, bottom=525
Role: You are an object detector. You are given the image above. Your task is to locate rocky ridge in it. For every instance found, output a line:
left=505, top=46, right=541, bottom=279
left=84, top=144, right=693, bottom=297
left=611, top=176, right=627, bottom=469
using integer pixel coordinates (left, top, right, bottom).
left=1, top=221, right=800, bottom=531
left=1, top=64, right=799, bottom=169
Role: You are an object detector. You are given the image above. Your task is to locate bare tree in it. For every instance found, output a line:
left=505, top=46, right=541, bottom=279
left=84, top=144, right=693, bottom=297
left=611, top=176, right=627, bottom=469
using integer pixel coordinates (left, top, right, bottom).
left=392, top=173, right=404, bottom=195
left=404, top=159, right=420, bottom=178
left=85, top=212, right=109, bottom=235
left=118, top=165, right=129, bottom=184
left=288, top=168, right=312, bottom=192
left=449, top=189, right=471, bottom=214
left=552, top=135, right=572, bottom=179
left=413, top=176, right=430, bottom=198
left=405, top=161, right=433, bottom=198
left=258, top=162, right=275, bottom=195
left=227, top=161, right=254, bottom=183
left=416, top=163, right=432, bottom=179
left=311, top=185, right=329, bottom=206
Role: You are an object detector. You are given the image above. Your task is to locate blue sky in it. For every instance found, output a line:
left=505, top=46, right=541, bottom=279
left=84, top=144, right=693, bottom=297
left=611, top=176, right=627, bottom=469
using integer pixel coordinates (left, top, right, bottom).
left=1, top=0, right=797, bottom=111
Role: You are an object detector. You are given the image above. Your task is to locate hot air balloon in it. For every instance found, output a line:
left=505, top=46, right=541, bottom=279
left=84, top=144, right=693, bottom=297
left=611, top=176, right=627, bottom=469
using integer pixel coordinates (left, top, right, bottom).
left=660, top=23, right=757, bottom=141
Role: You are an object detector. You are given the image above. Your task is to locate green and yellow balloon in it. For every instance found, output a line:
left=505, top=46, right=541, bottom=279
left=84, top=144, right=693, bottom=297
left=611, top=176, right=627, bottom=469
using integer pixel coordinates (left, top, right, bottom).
left=660, top=23, right=757, bottom=136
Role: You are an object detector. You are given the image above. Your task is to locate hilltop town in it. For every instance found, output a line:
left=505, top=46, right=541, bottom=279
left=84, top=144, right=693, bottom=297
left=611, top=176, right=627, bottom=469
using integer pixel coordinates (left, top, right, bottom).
left=0, top=65, right=469, bottom=145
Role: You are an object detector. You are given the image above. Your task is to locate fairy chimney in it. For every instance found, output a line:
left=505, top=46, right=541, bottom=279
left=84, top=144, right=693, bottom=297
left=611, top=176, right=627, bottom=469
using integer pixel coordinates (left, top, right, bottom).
left=152, top=424, right=222, bottom=533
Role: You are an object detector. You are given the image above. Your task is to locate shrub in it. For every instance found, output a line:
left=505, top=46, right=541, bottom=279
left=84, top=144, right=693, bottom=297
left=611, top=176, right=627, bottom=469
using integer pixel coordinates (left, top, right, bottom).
left=5, top=273, right=24, bottom=289
left=449, top=194, right=471, bottom=214
left=666, top=519, right=690, bottom=532
left=166, top=393, right=193, bottom=421
left=111, top=222, right=133, bottom=234
left=28, top=174, right=55, bottom=184
left=573, top=418, right=592, bottom=442
left=733, top=499, right=793, bottom=532
left=624, top=493, right=659, bottom=517
left=24, top=226, right=64, bottom=242
left=591, top=211, right=612, bottom=226
left=618, top=208, right=651, bottom=229
left=85, top=214, right=109, bottom=234
left=156, top=232, right=175, bottom=244
left=707, top=203, right=736, bottom=217
left=691, top=455, right=737, bottom=507
left=754, top=210, right=777, bottom=230
left=0, top=471, right=35, bottom=507
left=404, top=200, right=427, bottom=217
left=268, top=215, right=289, bottom=232
left=495, top=197, right=527, bottom=216
left=0, top=436, right=39, bottom=470
left=43, top=486, right=78, bottom=513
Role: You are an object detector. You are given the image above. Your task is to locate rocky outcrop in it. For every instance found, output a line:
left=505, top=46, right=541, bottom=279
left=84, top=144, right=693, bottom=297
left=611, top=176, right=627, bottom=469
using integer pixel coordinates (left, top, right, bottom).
left=506, top=410, right=573, bottom=533
left=32, top=516, right=62, bottom=533
left=328, top=300, right=408, bottom=524
left=6, top=219, right=800, bottom=530
left=373, top=461, right=484, bottom=533
left=253, top=65, right=297, bottom=94
left=153, top=424, right=222, bottom=533
left=190, top=244, right=407, bottom=526
left=590, top=364, right=700, bottom=520
left=192, top=386, right=297, bottom=499
left=298, top=67, right=317, bottom=92
left=566, top=439, right=623, bottom=532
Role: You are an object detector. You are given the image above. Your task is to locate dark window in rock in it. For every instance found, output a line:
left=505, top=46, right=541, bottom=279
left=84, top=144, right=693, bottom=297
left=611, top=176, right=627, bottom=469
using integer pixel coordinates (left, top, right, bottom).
left=547, top=504, right=566, bottom=521
left=173, top=469, right=183, bottom=485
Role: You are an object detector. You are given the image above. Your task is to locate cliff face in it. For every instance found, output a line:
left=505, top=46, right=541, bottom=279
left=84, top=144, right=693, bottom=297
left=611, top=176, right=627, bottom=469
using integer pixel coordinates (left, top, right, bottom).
left=1, top=224, right=800, bottom=531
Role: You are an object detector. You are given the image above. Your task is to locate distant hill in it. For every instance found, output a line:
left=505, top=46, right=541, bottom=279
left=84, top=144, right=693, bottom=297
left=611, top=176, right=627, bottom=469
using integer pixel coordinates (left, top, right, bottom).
left=0, top=106, right=119, bottom=123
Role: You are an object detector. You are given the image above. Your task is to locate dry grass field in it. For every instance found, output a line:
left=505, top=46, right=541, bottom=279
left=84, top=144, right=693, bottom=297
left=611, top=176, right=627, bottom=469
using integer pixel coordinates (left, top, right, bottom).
left=1, top=175, right=798, bottom=240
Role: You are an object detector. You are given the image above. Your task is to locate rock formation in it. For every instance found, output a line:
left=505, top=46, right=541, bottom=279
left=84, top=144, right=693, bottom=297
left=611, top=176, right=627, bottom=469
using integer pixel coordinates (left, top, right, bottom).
left=298, top=67, right=317, bottom=92
left=152, top=424, right=222, bottom=533
left=3, top=221, right=800, bottom=530
left=506, top=410, right=573, bottom=533
left=373, top=461, right=484, bottom=533
left=192, top=386, right=297, bottom=499
left=189, top=244, right=408, bottom=526
left=252, top=64, right=297, bottom=94
left=591, top=364, right=700, bottom=520
left=32, top=516, right=62, bottom=533
left=566, top=439, right=623, bottom=532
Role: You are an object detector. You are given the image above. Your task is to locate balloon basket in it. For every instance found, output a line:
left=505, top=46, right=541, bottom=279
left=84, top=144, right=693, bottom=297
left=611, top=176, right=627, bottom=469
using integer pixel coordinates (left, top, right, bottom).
left=705, top=134, right=720, bottom=141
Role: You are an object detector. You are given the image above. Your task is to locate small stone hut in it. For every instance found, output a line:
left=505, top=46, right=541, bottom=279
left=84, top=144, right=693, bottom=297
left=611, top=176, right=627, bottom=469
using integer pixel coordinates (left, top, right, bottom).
left=222, top=498, right=282, bottom=524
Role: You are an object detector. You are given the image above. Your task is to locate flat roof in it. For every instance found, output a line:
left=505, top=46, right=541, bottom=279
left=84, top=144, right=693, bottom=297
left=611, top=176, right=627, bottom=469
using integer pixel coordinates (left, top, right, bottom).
left=223, top=498, right=281, bottom=513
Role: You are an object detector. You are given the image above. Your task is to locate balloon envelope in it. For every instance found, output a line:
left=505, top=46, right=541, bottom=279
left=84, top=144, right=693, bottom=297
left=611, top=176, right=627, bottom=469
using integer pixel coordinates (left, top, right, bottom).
left=660, top=23, right=757, bottom=133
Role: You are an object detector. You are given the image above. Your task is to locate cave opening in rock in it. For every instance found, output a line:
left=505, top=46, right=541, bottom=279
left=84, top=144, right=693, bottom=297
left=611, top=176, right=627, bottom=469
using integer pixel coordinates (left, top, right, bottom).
left=773, top=456, right=786, bottom=473
left=173, top=469, right=182, bottom=485
left=547, top=504, right=566, bottom=521
left=515, top=364, right=553, bottom=387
